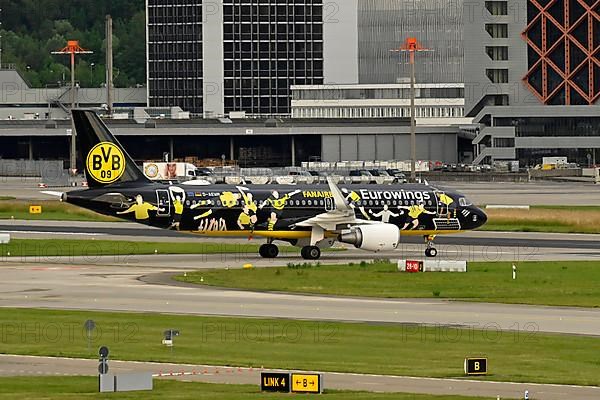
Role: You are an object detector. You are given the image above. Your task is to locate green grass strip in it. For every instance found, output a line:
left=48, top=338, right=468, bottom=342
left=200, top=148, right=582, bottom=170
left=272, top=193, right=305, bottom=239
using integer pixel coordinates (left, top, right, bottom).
left=0, top=308, right=598, bottom=386
left=0, top=238, right=303, bottom=257
left=176, top=261, right=600, bottom=308
left=0, top=200, right=117, bottom=222
left=0, top=376, right=501, bottom=399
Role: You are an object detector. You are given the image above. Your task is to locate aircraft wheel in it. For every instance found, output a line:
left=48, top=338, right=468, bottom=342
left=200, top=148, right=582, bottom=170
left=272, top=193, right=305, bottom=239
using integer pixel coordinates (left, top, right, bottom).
left=301, top=246, right=321, bottom=260
left=259, top=244, right=279, bottom=259
left=425, top=248, right=438, bottom=258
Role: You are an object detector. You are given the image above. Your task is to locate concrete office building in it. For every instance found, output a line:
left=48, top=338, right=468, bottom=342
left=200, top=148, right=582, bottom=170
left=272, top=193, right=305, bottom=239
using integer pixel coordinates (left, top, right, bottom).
left=147, top=0, right=325, bottom=116
left=465, top=0, right=600, bottom=166
left=291, top=83, right=471, bottom=126
left=146, top=0, right=465, bottom=116
left=143, top=0, right=469, bottom=165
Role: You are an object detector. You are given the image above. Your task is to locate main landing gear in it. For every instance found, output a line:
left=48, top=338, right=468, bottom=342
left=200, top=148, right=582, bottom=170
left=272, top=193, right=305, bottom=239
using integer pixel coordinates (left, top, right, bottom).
left=424, top=235, right=438, bottom=258
left=259, top=242, right=279, bottom=258
left=300, top=246, right=321, bottom=260
left=259, top=242, right=321, bottom=260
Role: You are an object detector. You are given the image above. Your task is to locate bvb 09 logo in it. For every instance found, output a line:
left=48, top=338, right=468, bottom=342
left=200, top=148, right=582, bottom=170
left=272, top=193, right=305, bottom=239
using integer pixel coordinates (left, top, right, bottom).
left=86, top=142, right=126, bottom=184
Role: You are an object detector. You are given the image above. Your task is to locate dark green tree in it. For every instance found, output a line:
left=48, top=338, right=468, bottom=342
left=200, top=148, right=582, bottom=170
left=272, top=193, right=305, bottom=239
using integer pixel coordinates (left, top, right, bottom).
left=1, top=0, right=145, bottom=87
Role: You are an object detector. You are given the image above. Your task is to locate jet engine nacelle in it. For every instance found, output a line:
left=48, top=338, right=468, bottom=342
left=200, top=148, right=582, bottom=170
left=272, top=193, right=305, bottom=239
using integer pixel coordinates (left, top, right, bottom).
left=339, top=224, right=400, bottom=252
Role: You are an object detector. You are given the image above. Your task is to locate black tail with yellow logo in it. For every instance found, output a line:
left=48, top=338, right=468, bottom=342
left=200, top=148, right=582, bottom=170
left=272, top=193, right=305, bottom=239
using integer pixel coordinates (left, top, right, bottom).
left=72, top=109, right=150, bottom=188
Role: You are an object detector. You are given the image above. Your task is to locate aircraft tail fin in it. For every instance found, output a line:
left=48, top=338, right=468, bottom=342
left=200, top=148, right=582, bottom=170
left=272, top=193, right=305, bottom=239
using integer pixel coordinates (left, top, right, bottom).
left=72, top=109, right=151, bottom=189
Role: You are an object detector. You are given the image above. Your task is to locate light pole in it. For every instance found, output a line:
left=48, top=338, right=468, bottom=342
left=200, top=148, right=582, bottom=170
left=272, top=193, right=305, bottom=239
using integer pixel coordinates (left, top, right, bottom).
left=390, top=38, right=432, bottom=183
left=90, top=62, right=95, bottom=86
left=52, top=40, right=93, bottom=175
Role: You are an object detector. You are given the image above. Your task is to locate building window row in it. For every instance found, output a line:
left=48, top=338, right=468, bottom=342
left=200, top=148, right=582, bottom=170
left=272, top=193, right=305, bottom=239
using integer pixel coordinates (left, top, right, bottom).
left=485, top=46, right=508, bottom=61
left=486, top=69, right=509, bottom=83
left=493, top=138, right=515, bottom=148
left=292, top=106, right=465, bottom=119
left=293, top=87, right=465, bottom=101
left=485, top=1, right=508, bottom=16
left=485, top=23, right=508, bottom=38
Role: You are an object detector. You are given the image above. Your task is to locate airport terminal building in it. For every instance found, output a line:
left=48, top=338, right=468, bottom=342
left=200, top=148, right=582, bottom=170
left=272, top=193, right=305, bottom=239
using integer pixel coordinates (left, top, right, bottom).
left=0, top=115, right=461, bottom=168
left=465, top=0, right=600, bottom=167
left=0, top=1, right=471, bottom=169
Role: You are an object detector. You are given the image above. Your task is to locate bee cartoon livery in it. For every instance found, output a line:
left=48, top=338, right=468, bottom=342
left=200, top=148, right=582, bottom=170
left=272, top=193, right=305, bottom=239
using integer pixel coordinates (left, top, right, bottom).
left=60, top=110, right=487, bottom=260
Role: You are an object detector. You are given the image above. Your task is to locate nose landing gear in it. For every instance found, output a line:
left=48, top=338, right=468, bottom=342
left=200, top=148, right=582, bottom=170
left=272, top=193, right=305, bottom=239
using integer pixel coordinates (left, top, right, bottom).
left=424, top=235, right=438, bottom=258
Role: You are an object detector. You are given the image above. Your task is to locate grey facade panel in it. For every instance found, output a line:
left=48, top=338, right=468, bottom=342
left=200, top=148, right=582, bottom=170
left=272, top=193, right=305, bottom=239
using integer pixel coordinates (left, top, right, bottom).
left=390, top=135, right=408, bottom=160
left=340, top=135, right=359, bottom=160
left=203, top=1, right=225, bottom=116
left=321, top=134, right=341, bottom=162
left=357, top=134, right=376, bottom=160
left=358, top=0, right=463, bottom=84
left=375, top=135, right=394, bottom=160
left=424, top=134, right=457, bottom=162
left=323, top=133, right=458, bottom=163
left=323, top=0, right=359, bottom=84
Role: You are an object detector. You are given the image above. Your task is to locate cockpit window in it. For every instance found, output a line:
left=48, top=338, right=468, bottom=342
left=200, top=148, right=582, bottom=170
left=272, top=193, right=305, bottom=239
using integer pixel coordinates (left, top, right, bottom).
left=459, top=197, right=472, bottom=207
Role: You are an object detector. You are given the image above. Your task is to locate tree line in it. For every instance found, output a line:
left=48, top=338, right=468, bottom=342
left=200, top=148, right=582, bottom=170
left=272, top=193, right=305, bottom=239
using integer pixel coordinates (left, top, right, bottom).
left=2, top=0, right=145, bottom=88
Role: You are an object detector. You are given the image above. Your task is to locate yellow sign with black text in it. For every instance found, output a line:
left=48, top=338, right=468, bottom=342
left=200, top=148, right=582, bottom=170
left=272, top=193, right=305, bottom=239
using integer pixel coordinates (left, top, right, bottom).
left=29, top=205, right=42, bottom=214
left=464, top=358, right=488, bottom=375
left=86, top=142, right=126, bottom=184
left=291, top=373, right=322, bottom=394
left=260, top=372, right=290, bottom=393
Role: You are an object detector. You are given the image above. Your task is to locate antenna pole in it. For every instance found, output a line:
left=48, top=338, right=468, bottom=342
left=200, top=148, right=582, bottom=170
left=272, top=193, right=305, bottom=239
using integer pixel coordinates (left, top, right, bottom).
left=52, top=40, right=93, bottom=174
left=106, top=15, right=113, bottom=116
left=390, top=38, right=432, bottom=183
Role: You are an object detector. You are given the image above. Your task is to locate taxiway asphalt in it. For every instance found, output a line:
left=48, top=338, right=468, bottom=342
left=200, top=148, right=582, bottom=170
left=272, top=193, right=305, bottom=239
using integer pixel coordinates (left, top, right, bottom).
left=0, top=355, right=598, bottom=400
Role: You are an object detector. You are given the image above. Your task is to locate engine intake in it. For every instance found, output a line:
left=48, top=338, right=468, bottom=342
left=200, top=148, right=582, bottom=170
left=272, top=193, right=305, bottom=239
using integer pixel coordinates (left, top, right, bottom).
left=339, top=224, right=400, bottom=252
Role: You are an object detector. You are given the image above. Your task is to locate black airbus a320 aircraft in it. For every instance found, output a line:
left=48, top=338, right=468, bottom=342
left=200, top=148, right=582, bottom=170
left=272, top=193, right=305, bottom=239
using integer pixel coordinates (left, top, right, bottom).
left=59, top=110, right=487, bottom=260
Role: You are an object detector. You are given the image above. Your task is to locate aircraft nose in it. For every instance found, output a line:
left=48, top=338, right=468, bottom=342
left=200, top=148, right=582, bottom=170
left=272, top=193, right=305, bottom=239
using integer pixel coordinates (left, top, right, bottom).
left=476, top=208, right=487, bottom=227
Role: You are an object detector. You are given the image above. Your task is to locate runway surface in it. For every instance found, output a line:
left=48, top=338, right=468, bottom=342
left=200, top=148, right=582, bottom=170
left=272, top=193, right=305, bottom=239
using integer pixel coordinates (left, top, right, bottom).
left=1, top=219, right=600, bottom=263
left=0, top=262, right=599, bottom=336
left=3, top=220, right=600, bottom=250
left=445, top=181, right=600, bottom=206
left=1, top=354, right=598, bottom=400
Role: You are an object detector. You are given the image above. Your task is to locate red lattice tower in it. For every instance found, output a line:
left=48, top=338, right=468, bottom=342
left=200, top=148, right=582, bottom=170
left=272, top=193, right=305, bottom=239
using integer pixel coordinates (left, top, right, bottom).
left=522, top=0, right=600, bottom=105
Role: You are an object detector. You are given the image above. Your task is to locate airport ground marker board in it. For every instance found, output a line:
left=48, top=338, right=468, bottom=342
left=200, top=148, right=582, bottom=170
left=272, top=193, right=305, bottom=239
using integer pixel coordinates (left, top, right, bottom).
left=291, top=373, right=322, bottom=394
left=464, top=358, right=488, bottom=375
left=261, top=372, right=290, bottom=393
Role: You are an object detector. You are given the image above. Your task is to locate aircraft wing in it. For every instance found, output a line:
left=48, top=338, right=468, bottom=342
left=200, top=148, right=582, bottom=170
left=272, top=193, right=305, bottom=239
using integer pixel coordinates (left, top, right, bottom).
left=294, top=178, right=382, bottom=231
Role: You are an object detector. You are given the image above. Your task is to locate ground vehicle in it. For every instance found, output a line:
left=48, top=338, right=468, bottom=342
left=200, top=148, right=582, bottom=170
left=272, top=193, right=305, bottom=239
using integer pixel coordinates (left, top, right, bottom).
left=386, top=169, right=408, bottom=183
left=349, top=169, right=373, bottom=177
left=369, top=169, right=389, bottom=177
left=196, top=167, right=214, bottom=177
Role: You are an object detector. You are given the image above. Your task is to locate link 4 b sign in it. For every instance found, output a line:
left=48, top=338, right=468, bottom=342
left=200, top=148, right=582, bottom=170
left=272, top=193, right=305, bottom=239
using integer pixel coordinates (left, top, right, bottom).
left=464, top=358, right=488, bottom=375
left=260, top=372, right=290, bottom=393
left=291, top=373, right=322, bottom=394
